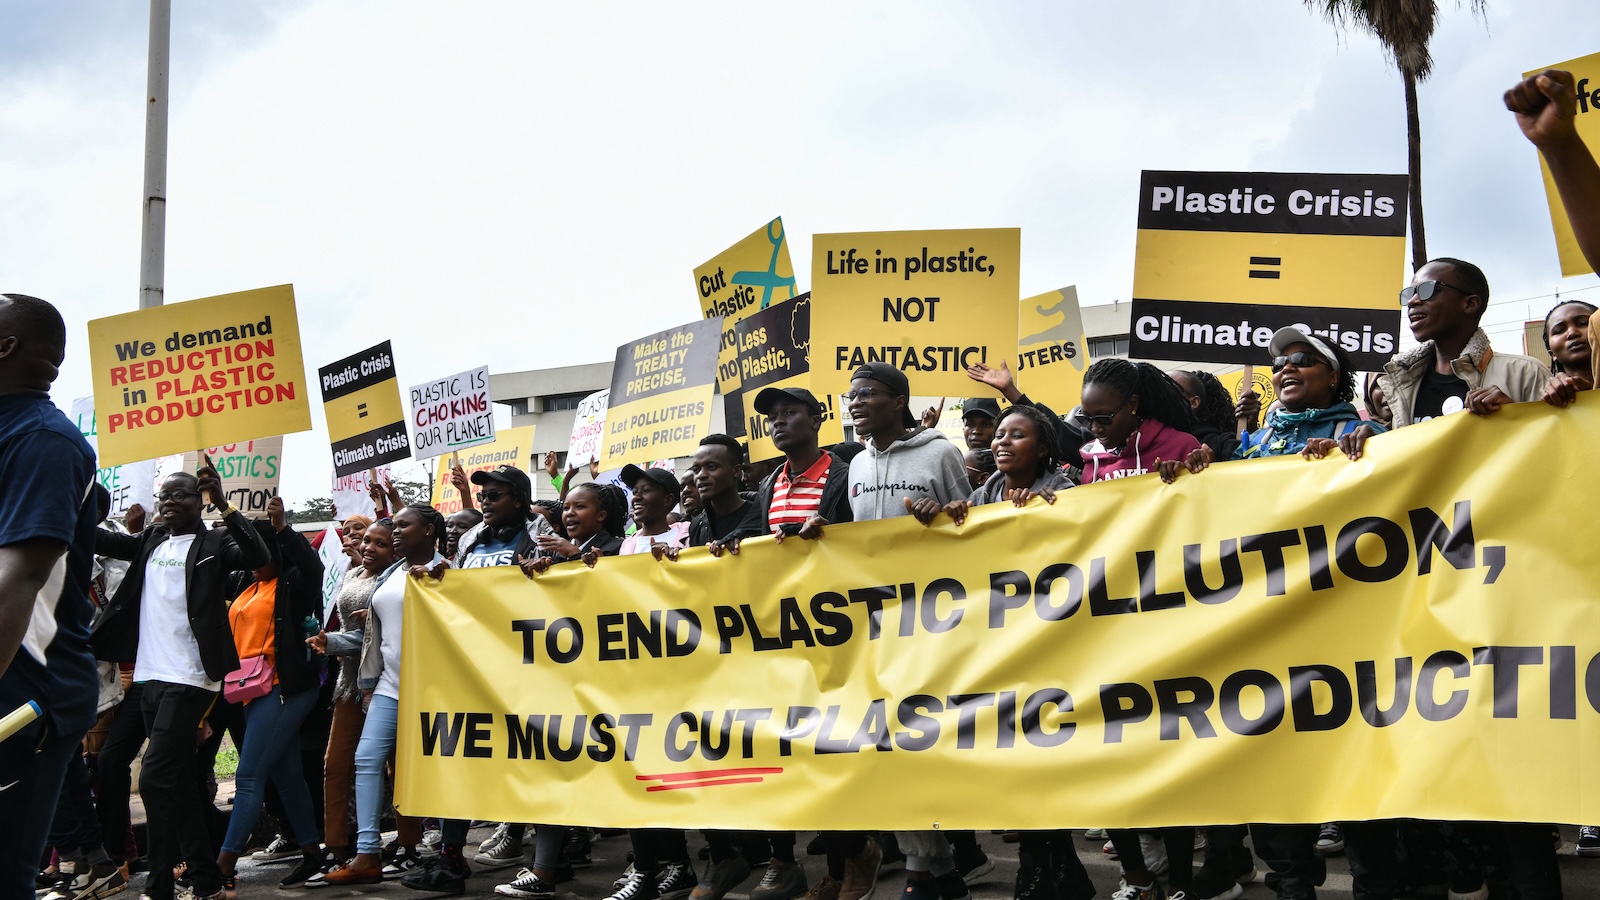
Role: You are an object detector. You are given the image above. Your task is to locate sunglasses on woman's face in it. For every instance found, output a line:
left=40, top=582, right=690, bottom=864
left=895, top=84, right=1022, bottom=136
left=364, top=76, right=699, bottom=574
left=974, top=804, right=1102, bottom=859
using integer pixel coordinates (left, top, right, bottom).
left=1073, top=398, right=1129, bottom=429
left=1270, top=351, right=1330, bottom=373
left=476, top=489, right=509, bottom=504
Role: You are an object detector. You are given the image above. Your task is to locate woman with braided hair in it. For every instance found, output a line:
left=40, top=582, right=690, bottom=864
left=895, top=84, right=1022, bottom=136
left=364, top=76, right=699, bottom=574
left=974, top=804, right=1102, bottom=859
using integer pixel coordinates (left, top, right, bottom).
left=1169, top=369, right=1259, bottom=462
left=1075, top=359, right=1201, bottom=484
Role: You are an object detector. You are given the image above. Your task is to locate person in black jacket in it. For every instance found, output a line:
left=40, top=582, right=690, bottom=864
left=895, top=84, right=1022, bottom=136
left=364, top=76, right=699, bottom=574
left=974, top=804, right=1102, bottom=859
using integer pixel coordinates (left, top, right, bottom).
left=215, top=496, right=327, bottom=888
left=91, top=465, right=270, bottom=900
left=688, top=435, right=759, bottom=554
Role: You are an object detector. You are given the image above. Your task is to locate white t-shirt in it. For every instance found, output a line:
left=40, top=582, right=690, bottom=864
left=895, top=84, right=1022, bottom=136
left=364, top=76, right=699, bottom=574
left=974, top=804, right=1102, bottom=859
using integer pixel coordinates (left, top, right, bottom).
left=133, top=534, right=219, bottom=691
left=371, top=568, right=408, bottom=701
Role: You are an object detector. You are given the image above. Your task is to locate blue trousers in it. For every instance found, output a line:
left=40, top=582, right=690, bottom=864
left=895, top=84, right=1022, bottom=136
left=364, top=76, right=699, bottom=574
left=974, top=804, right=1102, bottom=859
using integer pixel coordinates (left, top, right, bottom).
left=220, top=684, right=321, bottom=854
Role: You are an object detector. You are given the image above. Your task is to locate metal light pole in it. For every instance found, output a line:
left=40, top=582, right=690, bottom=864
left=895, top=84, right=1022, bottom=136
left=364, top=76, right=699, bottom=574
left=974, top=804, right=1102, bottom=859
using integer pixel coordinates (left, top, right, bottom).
left=138, top=0, right=170, bottom=309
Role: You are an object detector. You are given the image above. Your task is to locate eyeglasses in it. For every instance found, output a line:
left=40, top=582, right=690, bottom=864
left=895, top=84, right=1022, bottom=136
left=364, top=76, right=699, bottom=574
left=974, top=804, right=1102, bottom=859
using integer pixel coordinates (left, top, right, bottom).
left=842, top=387, right=898, bottom=401
left=156, top=490, right=197, bottom=502
left=1073, top=398, right=1129, bottom=429
left=1399, top=280, right=1473, bottom=304
left=1270, top=351, right=1330, bottom=373
left=476, top=490, right=508, bottom=504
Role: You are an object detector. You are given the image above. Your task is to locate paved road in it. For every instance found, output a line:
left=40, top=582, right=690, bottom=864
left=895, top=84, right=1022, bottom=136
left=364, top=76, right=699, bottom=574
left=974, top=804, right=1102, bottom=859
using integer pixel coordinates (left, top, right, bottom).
left=219, top=826, right=1600, bottom=899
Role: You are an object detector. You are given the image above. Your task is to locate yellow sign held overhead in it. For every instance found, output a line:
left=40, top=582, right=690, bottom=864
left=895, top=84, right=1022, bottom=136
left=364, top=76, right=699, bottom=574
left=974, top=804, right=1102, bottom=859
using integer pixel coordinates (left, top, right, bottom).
left=86, top=284, right=312, bottom=467
left=431, top=426, right=537, bottom=516
left=733, top=294, right=845, bottom=462
left=599, top=319, right=723, bottom=471
left=696, top=218, right=799, bottom=436
left=1525, top=52, right=1600, bottom=278
left=1015, top=286, right=1088, bottom=414
left=811, top=228, right=1020, bottom=397
left=320, top=341, right=411, bottom=478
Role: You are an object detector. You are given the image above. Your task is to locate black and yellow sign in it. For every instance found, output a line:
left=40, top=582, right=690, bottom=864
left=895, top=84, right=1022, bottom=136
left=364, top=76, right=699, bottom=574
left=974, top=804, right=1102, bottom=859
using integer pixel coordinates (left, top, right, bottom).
left=399, top=401, right=1600, bottom=829
left=599, top=319, right=722, bottom=471
left=1130, top=171, right=1407, bottom=370
left=733, top=294, right=846, bottom=462
left=810, top=228, right=1020, bottom=396
left=320, top=340, right=410, bottom=477
left=696, top=218, right=799, bottom=437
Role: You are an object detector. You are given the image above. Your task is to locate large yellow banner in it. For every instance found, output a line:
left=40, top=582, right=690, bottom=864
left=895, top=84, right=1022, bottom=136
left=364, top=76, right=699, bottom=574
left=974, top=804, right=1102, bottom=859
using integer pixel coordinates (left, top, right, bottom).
left=1527, top=52, right=1600, bottom=278
left=86, top=285, right=312, bottom=467
left=399, top=401, right=1600, bottom=829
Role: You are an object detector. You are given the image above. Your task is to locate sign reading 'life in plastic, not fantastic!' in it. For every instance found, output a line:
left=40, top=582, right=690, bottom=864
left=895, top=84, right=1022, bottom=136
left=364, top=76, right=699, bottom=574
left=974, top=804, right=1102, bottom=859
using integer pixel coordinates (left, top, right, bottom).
left=810, top=228, right=1020, bottom=397
left=1129, top=171, right=1407, bottom=371
left=320, top=340, right=411, bottom=477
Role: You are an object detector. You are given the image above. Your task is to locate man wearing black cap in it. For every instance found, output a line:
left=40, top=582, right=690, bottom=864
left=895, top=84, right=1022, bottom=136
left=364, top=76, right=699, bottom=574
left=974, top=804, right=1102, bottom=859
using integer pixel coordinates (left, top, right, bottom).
left=959, top=397, right=1000, bottom=451
left=453, top=464, right=552, bottom=570
left=747, top=386, right=853, bottom=541
left=845, top=362, right=967, bottom=524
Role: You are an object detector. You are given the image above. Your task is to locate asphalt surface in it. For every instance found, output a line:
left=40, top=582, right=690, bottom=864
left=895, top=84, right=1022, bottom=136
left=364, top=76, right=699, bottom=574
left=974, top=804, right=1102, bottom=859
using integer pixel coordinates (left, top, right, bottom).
left=215, top=825, right=1600, bottom=899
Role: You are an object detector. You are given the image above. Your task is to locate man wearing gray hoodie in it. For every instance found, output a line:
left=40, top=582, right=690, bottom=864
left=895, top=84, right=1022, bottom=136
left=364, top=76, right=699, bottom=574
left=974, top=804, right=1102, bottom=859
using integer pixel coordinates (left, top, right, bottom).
left=841, top=361, right=973, bottom=900
left=845, top=362, right=969, bottom=524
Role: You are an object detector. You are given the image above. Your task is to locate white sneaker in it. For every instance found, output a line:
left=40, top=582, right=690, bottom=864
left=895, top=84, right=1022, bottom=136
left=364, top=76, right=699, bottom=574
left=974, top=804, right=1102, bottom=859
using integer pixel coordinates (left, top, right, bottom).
left=614, top=863, right=639, bottom=890
left=420, top=829, right=443, bottom=859
left=1139, top=833, right=1168, bottom=876
left=476, top=824, right=526, bottom=870
left=1084, top=828, right=1109, bottom=840
left=252, top=834, right=299, bottom=861
left=481, top=822, right=515, bottom=854
left=496, top=867, right=557, bottom=899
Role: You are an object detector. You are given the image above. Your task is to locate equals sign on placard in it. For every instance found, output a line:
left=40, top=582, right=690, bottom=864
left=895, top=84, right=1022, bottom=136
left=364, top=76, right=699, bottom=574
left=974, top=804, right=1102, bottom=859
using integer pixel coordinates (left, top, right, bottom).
left=357, top=403, right=369, bottom=418
left=1249, top=257, right=1282, bottom=279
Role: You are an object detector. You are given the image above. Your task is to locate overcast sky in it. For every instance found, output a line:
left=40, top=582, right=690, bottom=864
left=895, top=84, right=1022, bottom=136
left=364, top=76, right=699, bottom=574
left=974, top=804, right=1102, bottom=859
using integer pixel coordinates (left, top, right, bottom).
left=3, top=0, right=1595, bottom=504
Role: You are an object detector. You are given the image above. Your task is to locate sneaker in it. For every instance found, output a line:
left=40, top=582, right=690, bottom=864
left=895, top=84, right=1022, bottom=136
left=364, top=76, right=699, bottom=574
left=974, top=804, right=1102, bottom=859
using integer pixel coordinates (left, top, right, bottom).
left=1012, top=859, right=1050, bottom=900
left=1102, top=840, right=1117, bottom=857
left=952, top=846, right=993, bottom=884
left=805, top=836, right=828, bottom=857
left=384, top=846, right=430, bottom=879
left=282, top=853, right=329, bottom=888
left=62, top=862, right=129, bottom=900
left=1580, top=826, right=1600, bottom=857
left=614, top=864, right=639, bottom=890
left=401, top=859, right=471, bottom=894
left=609, top=871, right=662, bottom=900
left=690, top=855, right=752, bottom=900
left=805, top=876, right=842, bottom=900
left=302, top=854, right=345, bottom=889
left=252, top=835, right=299, bottom=862
left=1139, top=833, right=1168, bottom=877
left=1083, top=829, right=1108, bottom=841
left=420, top=830, right=444, bottom=859
left=1110, top=881, right=1165, bottom=900
left=1193, top=832, right=1207, bottom=852
left=839, top=838, right=881, bottom=900
left=495, top=868, right=557, bottom=899
left=1314, top=823, right=1343, bottom=856
left=476, top=826, right=525, bottom=870
left=750, top=860, right=809, bottom=900
left=657, top=861, right=698, bottom=900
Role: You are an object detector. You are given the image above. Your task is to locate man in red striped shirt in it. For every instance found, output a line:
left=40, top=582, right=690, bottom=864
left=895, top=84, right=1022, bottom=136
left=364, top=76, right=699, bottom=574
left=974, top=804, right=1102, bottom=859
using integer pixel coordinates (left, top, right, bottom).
left=749, top=387, right=854, bottom=540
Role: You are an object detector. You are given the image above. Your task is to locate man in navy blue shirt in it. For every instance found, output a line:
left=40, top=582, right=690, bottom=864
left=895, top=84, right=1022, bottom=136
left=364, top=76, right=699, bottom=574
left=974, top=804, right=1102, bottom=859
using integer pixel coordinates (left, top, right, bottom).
left=0, top=293, right=100, bottom=895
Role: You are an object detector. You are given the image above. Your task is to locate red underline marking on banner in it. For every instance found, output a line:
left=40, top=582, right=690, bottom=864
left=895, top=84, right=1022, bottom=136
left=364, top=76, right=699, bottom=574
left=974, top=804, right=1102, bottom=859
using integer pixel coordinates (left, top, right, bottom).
left=645, top=777, right=767, bottom=792
left=635, top=767, right=783, bottom=783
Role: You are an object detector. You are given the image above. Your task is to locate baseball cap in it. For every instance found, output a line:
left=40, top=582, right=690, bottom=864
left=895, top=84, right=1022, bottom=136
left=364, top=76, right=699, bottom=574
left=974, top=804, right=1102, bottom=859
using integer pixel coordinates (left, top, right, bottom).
left=470, top=464, right=532, bottom=501
left=754, top=386, right=823, bottom=415
left=849, top=362, right=917, bottom=428
left=961, top=398, right=1001, bottom=421
left=621, top=464, right=681, bottom=498
left=1268, top=326, right=1340, bottom=373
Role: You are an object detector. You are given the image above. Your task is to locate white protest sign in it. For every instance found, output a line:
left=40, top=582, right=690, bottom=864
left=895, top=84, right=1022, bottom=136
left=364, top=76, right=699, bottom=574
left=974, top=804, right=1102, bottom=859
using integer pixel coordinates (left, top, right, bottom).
left=317, top=525, right=349, bottom=619
left=180, top=437, right=284, bottom=520
left=408, top=365, right=494, bottom=461
left=331, top=466, right=392, bottom=520
left=70, top=397, right=159, bottom=517
left=565, top=389, right=610, bottom=467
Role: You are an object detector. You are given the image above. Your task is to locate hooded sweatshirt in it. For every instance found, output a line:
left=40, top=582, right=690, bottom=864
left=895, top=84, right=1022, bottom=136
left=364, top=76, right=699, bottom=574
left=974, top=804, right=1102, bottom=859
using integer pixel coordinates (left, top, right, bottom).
left=847, top=426, right=968, bottom=521
left=1233, top=402, right=1384, bottom=459
left=1079, top=419, right=1200, bottom=483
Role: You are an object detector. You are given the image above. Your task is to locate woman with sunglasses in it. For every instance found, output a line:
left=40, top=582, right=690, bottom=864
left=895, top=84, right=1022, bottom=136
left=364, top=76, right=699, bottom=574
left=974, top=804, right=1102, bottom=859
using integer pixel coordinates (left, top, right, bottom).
left=311, top=505, right=449, bottom=887
left=1076, top=359, right=1200, bottom=484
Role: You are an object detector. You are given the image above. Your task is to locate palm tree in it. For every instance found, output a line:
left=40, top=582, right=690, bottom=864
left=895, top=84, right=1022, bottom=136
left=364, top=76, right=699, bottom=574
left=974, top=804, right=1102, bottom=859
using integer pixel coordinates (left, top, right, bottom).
left=1306, top=0, right=1485, bottom=271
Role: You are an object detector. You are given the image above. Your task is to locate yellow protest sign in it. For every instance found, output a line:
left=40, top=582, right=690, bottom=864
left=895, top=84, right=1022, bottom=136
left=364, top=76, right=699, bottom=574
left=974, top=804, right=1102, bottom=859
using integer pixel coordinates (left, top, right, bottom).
left=697, top=218, right=799, bottom=435
left=430, top=426, right=537, bottom=516
left=810, top=228, right=1020, bottom=397
left=1015, top=286, right=1087, bottom=413
left=1216, top=366, right=1277, bottom=412
left=733, top=294, right=845, bottom=462
left=85, top=285, right=311, bottom=467
left=1130, top=172, right=1408, bottom=371
left=399, top=400, right=1600, bottom=829
left=320, top=341, right=410, bottom=477
left=599, top=320, right=722, bottom=471
left=1526, top=52, right=1600, bottom=277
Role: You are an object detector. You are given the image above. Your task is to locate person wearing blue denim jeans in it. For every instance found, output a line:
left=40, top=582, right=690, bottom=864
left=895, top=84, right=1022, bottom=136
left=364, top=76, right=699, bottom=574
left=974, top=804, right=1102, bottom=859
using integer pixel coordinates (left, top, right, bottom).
left=218, top=685, right=323, bottom=878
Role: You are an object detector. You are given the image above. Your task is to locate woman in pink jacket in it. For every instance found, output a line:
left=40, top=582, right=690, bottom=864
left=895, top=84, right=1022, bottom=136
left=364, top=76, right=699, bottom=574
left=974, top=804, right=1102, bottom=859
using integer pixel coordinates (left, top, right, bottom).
left=1076, top=359, right=1202, bottom=485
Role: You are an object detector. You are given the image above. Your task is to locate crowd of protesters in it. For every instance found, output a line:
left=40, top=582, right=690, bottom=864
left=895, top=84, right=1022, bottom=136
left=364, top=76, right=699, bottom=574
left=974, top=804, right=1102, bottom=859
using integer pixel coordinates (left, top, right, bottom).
left=2, top=68, right=1598, bottom=900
